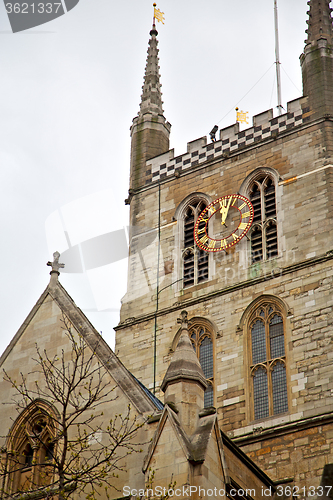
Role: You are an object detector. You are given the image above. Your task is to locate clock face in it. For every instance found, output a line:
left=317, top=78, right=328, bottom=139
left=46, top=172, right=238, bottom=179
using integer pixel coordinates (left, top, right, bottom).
left=194, top=194, right=254, bottom=252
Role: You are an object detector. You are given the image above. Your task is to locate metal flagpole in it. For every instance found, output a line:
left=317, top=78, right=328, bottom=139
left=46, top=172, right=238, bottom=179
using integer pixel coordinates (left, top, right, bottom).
left=274, top=0, right=283, bottom=115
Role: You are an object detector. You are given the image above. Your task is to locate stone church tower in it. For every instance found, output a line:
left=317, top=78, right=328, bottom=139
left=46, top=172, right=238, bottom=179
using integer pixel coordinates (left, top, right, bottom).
left=117, top=0, right=333, bottom=491
left=1, top=3, right=333, bottom=498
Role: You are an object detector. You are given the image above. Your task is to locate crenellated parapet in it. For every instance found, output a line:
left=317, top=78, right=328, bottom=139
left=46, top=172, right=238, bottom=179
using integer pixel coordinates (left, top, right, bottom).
left=148, top=96, right=309, bottom=183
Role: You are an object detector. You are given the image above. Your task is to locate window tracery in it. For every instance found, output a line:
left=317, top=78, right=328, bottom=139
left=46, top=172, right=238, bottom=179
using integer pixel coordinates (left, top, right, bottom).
left=183, top=201, right=209, bottom=287
left=249, top=304, right=288, bottom=420
left=3, top=401, right=57, bottom=496
left=248, top=175, right=278, bottom=263
left=171, top=317, right=216, bottom=408
left=174, top=194, right=211, bottom=290
left=189, top=323, right=214, bottom=408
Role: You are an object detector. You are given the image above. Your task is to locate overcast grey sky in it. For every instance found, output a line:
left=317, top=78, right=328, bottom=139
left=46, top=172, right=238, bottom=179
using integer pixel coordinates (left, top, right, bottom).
left=0, top=0, right=313, bottom=356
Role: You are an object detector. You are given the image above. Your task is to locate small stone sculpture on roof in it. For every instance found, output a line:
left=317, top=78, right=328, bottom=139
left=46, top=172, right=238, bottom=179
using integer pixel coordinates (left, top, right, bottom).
left=47, top=251, right=65, bottom=276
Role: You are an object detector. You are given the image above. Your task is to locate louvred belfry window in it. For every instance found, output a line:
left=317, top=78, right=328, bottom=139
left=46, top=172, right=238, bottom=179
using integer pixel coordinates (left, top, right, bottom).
left=250, top=305, right=288, bottom=420
left=249, top=176, right=278, bottom=264
left=183, top=201, right=208, bottom=287
left=189, top=324, right=214, bottom=408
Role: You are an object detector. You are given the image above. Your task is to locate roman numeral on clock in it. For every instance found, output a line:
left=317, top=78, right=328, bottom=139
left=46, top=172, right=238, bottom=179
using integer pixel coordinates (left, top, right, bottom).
left=208, top=207, right=217, bottom=216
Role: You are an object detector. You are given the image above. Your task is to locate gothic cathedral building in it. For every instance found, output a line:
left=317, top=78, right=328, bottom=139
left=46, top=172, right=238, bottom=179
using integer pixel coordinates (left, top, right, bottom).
left=116, top=0, right=333, bottom=490
left=1, top=1, right=333, bottom=499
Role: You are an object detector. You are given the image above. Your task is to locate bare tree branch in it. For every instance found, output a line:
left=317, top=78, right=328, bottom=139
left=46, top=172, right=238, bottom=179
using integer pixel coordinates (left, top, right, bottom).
left=1, top=314, right=145, bottom=500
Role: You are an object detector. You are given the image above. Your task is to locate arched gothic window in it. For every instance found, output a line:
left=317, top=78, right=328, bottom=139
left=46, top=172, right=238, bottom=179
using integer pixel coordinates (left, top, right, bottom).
left=249, top=175, right=278, bottom=263
left=189, top=323, right=214, bottom=407
left=3, top=401, right=57, bottom=496
left=182, top=198, right=209, bottom=288
left=249, top=304, right=288, bottom=420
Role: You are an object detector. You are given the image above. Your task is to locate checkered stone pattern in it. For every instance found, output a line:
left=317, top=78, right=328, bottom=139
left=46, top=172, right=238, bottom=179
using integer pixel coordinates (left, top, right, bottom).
left=151, top=110, right=305, bottom=183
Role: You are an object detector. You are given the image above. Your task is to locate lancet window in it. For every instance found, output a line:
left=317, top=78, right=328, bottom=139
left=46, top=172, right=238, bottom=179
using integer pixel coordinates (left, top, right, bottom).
left=182, top=199, right=209, bottom=287
left=3, top=401, right=56, bottom=496
left=249, top=304, right=288, bottom=420
left=189, top=323, right=214, bottom=407
left=249, top=175, right=278, bottom=263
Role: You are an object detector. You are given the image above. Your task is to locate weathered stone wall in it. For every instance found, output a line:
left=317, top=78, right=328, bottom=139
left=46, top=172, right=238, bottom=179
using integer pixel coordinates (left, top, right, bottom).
left=237, top=421, right=333, bottom=491
left=118, top=259, right=333, bottom=420
left=121, top=117, right=333, bottom=319
left=118, top=115, right=333, bottom=387
left=118, top=110, right=333, bottom=489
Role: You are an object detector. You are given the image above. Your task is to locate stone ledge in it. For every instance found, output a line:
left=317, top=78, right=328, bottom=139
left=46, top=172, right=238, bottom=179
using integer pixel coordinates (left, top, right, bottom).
left=116, top=250, right=333, bottom=330
left=232, top=411, right=333, bottom=446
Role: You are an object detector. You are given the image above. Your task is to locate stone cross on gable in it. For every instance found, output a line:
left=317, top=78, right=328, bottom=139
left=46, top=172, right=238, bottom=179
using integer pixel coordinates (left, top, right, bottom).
left=47, top=251, right=65, bottom=275
left=177, top=310, right=188, bottom=330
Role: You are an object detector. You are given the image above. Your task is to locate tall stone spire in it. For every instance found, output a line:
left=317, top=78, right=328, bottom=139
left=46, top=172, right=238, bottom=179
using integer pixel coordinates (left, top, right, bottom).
left=301, top=0, right=333, bottom=118
left=139, top=24, right=164, bottom=116
left=130, top=20, right=171, bottom=190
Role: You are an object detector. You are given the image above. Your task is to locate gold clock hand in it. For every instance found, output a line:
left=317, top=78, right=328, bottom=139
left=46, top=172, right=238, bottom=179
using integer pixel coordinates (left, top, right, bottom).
left=219, top=199, right=228, bottom=222
left=219, top=206, right=226, bottom=221
left=221, top=197, right=232, bottom=225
